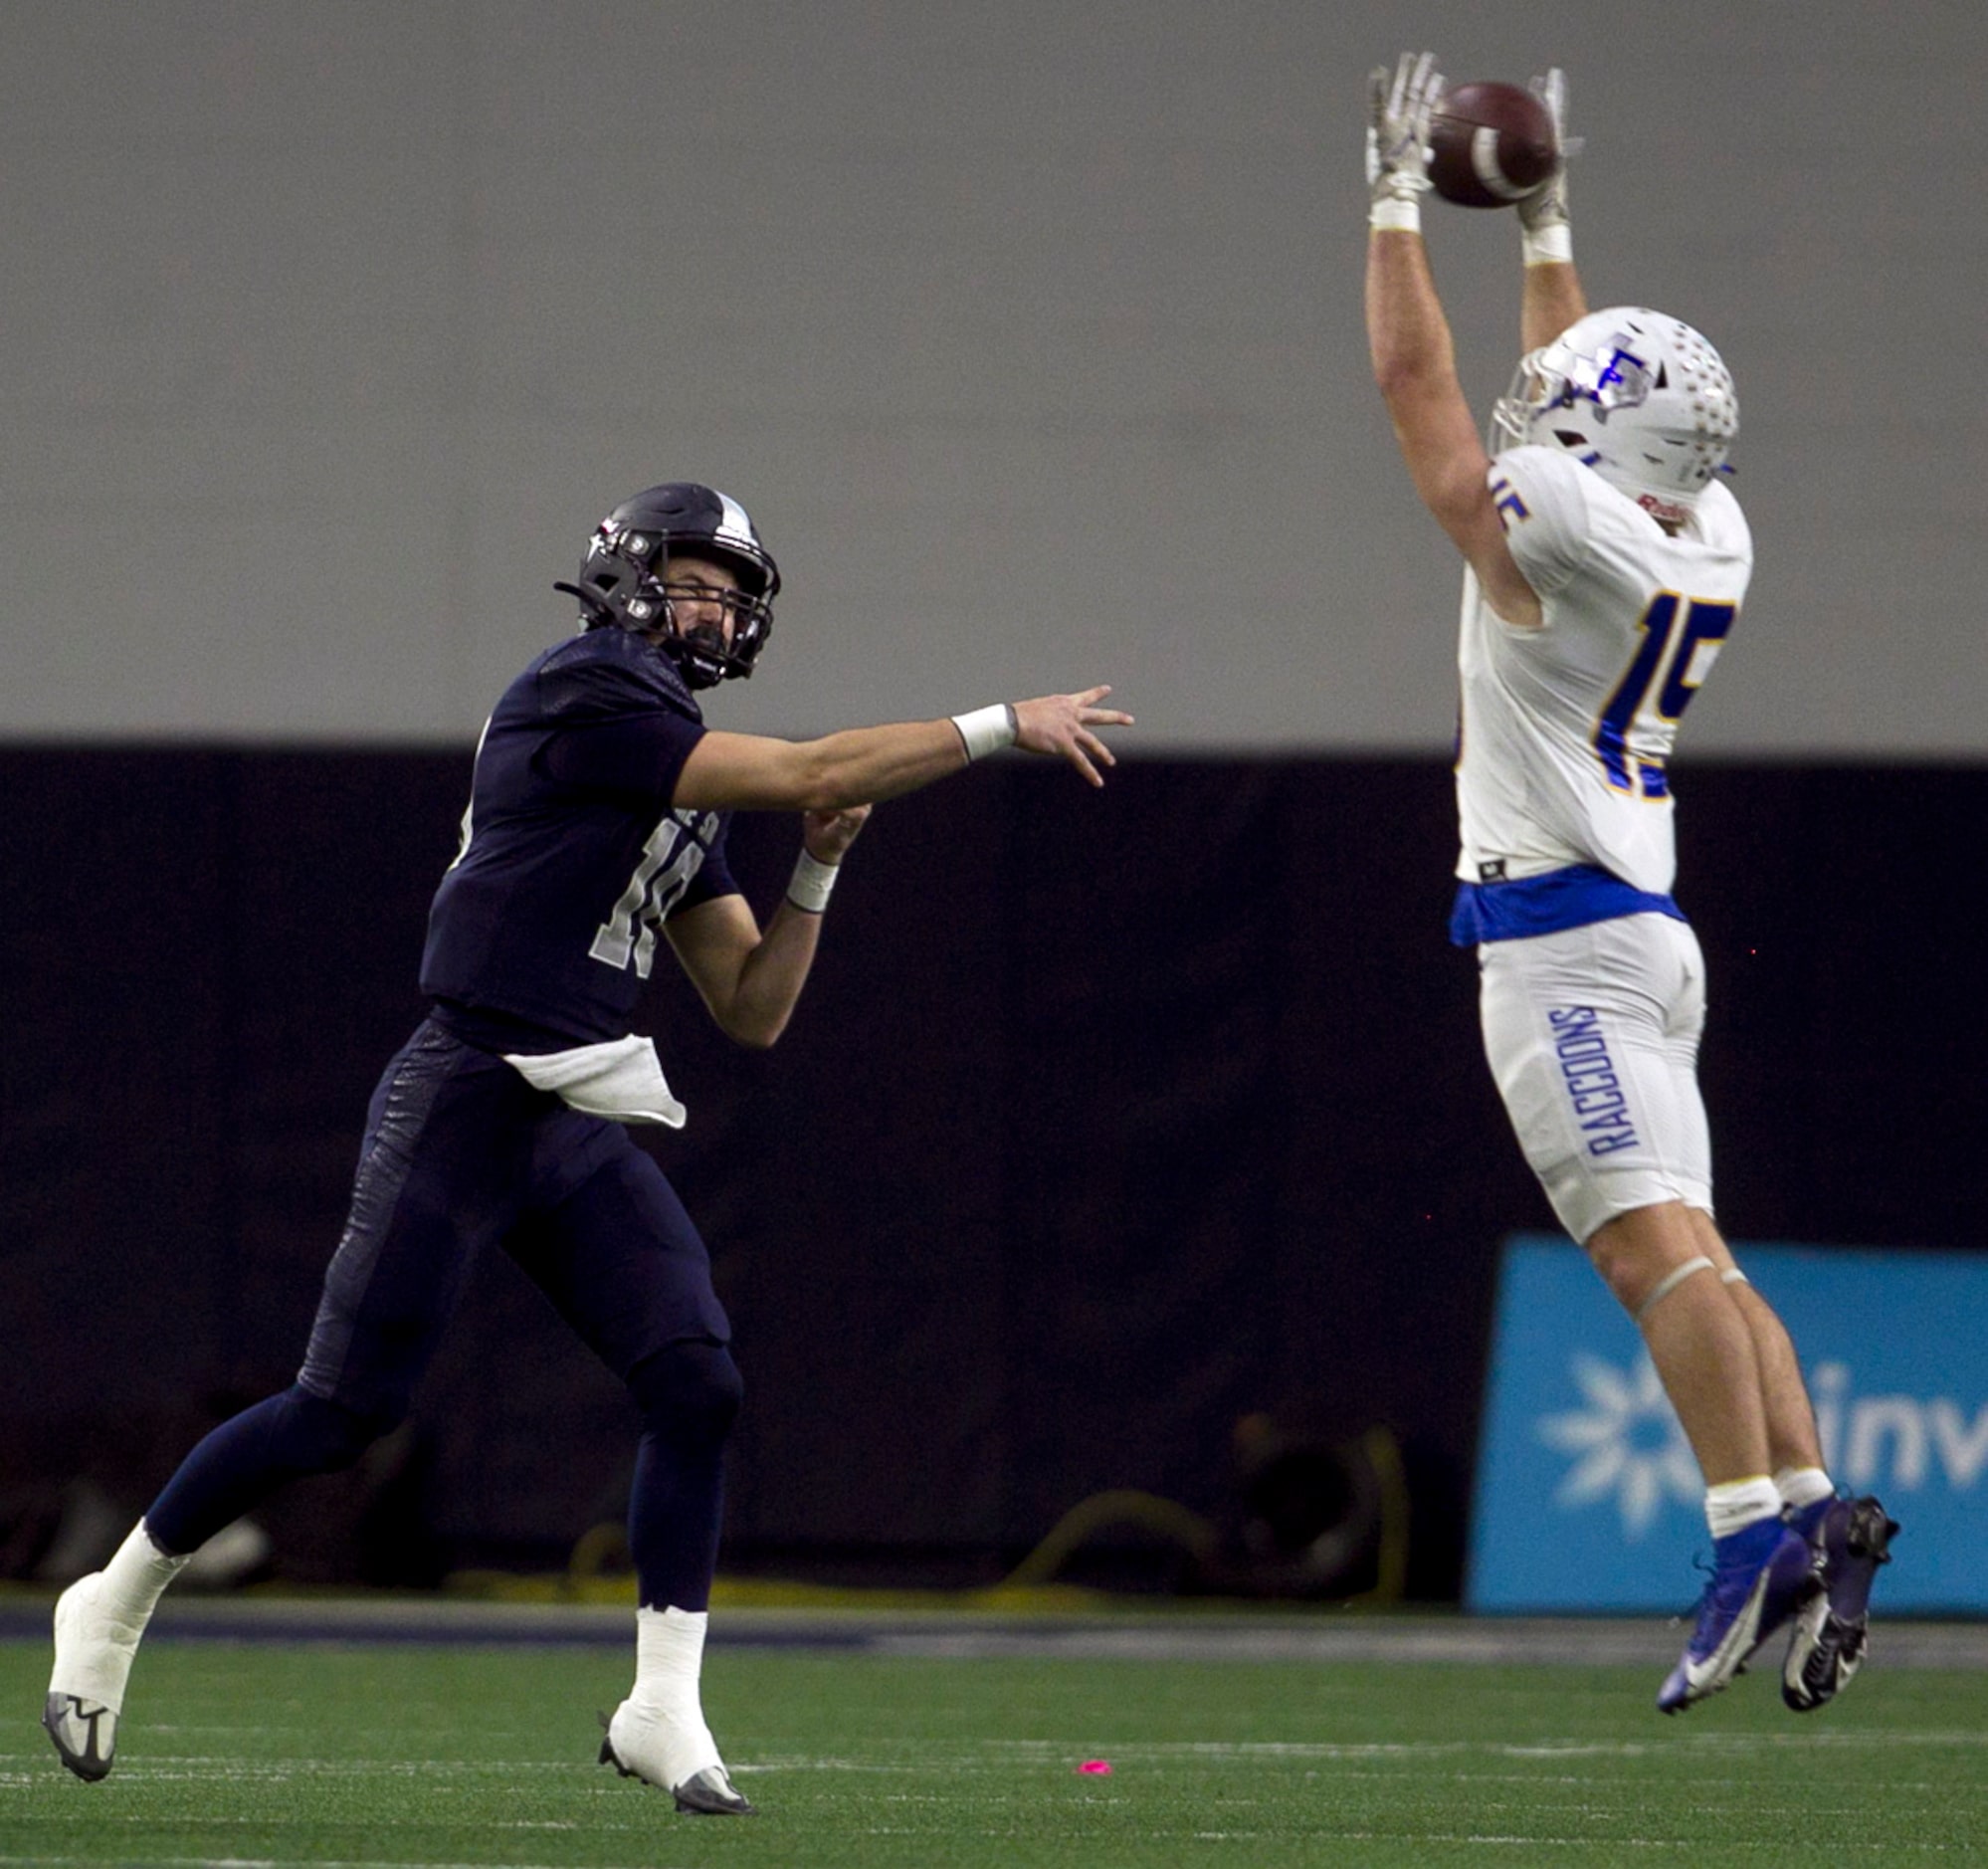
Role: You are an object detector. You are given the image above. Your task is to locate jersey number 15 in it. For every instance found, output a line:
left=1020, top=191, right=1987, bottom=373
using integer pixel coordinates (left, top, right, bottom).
left=1594, top=593, right=1736, bottom=798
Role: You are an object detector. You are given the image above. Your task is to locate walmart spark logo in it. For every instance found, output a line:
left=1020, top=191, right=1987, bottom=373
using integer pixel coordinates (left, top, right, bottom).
left=1536, top=1351, right=1698, bottom=1540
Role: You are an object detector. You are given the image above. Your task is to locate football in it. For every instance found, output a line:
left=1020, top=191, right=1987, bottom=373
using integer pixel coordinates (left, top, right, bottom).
left=1427, top=81, right=1557, bottom=209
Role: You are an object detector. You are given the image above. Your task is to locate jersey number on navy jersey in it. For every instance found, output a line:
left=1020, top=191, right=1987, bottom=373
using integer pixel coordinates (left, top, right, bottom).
left=1594, top=593, right=1736, bottom=799
left=590, top=811, right=714, bottom=978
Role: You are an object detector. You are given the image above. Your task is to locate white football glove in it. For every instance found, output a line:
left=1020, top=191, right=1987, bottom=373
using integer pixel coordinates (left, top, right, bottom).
left=1365, top=51, right=1443, bottom=207
left=1516, top=66, right=1578, bottom=233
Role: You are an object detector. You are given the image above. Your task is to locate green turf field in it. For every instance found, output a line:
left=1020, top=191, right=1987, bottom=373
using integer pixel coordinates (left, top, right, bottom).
left=4, top=1638, right=1984, bottom=1867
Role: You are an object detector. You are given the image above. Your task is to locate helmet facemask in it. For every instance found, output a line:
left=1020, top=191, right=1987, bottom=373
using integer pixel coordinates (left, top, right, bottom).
left=609, top=532, right=775, bottom=689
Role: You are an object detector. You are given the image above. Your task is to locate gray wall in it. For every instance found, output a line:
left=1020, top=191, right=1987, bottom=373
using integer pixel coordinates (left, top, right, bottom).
left=5, top=0, right=1983, bottom=753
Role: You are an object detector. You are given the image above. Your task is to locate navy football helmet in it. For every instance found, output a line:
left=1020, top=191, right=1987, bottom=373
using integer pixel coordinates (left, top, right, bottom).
left=556, top=483, right=780, bottom=688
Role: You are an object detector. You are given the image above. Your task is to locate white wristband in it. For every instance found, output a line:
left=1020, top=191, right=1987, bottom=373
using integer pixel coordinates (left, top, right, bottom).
left=950, top=703, right=1018, bottom=762
left=1368, top=195, right=1422, bottom=234
left=1520, top=223, right=1573, bottom=266
left=786, top=848, right=840, bottom=915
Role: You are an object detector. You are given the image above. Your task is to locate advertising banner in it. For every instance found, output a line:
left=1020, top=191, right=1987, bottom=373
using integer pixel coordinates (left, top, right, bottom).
left=1468, top=1235, right=1988, bottom=1612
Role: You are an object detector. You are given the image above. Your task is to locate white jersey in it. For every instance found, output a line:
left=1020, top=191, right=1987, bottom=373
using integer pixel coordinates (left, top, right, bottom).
left=1456, top=445, right=1752, bottom=897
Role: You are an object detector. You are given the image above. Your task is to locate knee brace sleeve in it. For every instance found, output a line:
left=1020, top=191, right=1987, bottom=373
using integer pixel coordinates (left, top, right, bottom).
left=625, top=1340, right=743, bottom=1451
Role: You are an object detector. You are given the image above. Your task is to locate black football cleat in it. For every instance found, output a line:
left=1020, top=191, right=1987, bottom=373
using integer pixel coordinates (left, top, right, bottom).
left=44, top=1692, right=117, bottom=1782
left=670, top=1765, right=758, bottom=1816
left=1783, top=1495, right=1898, bottom=1712
left=46, top=1568, right=147, bottom=1782
left=597, top=1710, right=757, bottom=1815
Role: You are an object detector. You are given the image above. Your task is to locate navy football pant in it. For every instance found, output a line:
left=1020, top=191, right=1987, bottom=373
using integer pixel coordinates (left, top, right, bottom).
left=147, top=1019, right=739, bottom=1611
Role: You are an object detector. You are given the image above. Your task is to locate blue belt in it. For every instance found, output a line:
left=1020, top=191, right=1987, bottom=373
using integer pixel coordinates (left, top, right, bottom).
left=1449, top=864, right=1687, bottom=946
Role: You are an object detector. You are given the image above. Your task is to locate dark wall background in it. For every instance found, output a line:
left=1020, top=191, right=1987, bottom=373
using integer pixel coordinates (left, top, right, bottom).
left=5, top=748, right=1984, bottom=1600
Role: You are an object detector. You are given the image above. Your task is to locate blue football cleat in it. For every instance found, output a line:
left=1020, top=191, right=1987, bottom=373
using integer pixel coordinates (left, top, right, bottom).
left=1658, top=1520, right=1816, bottom=1715
left=1782, top=1495, right=1897, bottom=1712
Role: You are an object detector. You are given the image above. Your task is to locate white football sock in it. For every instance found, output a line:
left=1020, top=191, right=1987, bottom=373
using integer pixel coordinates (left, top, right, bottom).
left=103, top=1521, right=189, bottom=1613
left=1704, top=1477, right=1784, bottom=1542
left=1775, top=1465, right=1835, bottom=1513
left=633, top=1604, right=708, bottom=1704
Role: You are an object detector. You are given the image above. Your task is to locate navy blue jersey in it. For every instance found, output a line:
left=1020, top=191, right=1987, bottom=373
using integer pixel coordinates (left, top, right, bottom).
left=420, top=626, right=739, bottom=1043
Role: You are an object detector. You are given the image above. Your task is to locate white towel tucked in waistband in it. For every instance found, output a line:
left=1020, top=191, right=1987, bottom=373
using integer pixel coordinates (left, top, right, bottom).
left=502, top=1034, right=686, bottom=1129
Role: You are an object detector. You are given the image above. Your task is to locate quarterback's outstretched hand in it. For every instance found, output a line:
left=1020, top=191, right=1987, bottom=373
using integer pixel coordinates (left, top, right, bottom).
left=1366, top=51, right=1442, bottom=209
left=1517, top=67, right=1577, bottom=235
left=1013, top=687, right=1133, bottom=787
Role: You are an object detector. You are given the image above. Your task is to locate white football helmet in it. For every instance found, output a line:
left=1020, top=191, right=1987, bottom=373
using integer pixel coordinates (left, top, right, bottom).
left=1491, top=307, right=1737, bottom=519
